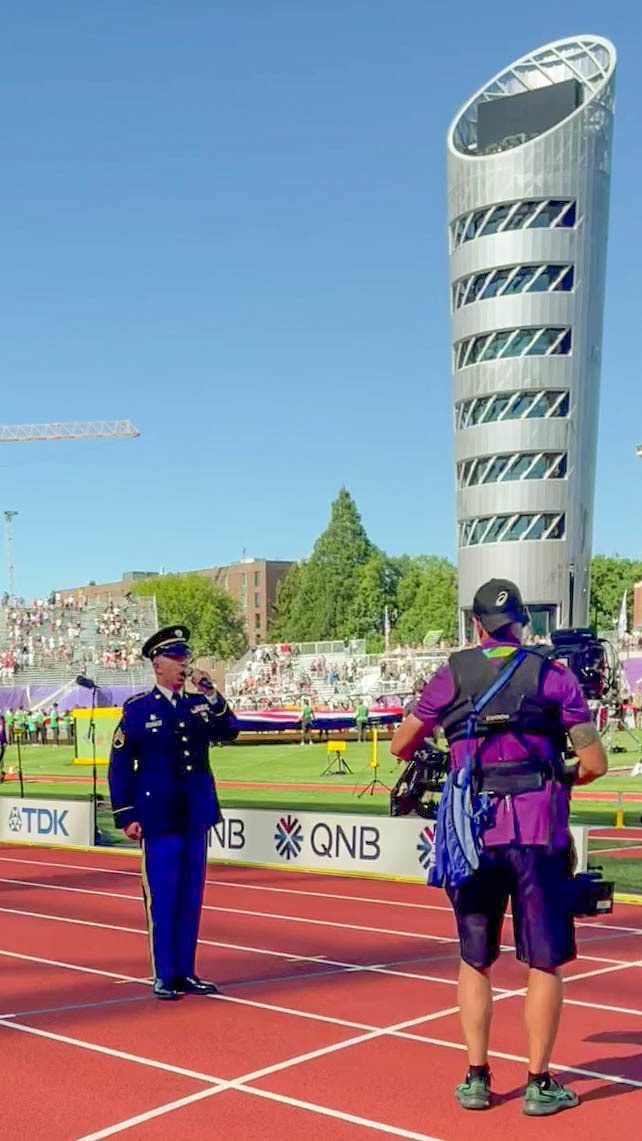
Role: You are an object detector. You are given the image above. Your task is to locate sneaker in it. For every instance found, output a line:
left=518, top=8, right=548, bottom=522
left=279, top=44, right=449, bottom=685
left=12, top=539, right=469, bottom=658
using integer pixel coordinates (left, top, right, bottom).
left=455, top=1069, right=491, bottom=1110
left=523, top=1076, right=579, bottom=1116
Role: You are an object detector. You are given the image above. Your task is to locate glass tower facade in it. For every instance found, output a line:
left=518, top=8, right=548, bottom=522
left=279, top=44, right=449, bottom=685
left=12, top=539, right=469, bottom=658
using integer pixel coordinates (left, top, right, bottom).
left=447, top=37, right=616, bottom=639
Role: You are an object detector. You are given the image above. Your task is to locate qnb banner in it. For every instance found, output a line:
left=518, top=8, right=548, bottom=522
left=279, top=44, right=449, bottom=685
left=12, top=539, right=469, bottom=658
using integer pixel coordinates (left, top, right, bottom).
left=0, top=797, right=93, bottom=847
left=207, top=809, right=588, bottom=880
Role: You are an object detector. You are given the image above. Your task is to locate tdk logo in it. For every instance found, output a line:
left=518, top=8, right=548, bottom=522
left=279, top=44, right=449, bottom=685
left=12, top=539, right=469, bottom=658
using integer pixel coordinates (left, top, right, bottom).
left=7, top=805, right=69, bottom=837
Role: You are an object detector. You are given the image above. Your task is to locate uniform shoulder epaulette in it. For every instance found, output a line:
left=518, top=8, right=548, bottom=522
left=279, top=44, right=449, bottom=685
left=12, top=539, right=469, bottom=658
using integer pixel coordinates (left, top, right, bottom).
left=123, top=691, right=149, bottom=708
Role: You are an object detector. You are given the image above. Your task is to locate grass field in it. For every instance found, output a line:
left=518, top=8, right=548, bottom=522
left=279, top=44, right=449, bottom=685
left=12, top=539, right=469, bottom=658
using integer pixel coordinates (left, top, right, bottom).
left=2, top=734, right=642, bottom=891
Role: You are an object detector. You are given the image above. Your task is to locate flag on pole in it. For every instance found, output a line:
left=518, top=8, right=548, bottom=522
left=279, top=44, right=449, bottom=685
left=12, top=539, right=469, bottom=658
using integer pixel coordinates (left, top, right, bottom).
left=617, top=591, right=627, bottom=642
left=383, top=605, right=390, bottom=652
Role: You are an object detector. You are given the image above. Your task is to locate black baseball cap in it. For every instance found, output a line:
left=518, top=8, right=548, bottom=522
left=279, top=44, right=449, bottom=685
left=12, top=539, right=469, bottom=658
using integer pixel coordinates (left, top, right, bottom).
left=472, top=579, right=529, bottom=634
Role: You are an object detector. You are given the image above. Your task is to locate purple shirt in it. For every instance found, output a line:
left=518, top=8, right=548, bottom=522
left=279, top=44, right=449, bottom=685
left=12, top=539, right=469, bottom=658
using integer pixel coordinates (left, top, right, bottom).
left=414, top=637, right=591, bottom=848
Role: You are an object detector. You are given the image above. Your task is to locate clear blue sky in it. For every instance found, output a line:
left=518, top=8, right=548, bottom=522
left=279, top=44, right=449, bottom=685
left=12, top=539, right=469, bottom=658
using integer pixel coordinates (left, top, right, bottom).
left=1, top=1, right=640, bottom=598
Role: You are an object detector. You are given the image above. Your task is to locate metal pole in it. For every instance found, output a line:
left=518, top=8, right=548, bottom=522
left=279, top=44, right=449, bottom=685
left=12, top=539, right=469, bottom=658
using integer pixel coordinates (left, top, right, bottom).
left=3, top=510, right=17, bottom=599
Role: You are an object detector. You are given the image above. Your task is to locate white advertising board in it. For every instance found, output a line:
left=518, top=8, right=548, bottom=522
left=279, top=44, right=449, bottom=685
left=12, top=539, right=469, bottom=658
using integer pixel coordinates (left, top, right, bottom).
left=0, top=797, right=93, bottom=848
left=208, top=808, right=588, bottom=881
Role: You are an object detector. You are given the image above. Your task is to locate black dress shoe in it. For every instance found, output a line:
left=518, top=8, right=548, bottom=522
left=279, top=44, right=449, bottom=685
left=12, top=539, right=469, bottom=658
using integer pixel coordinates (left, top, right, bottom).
left=153, top=978, right=181, bottom=1000
left=174, top=975, right=219, bottom=996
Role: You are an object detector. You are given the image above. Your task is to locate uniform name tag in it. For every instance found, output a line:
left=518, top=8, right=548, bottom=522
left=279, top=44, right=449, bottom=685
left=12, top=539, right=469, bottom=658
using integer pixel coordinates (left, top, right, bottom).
left=192, top=704, right=209, bottom=715
left=145, top=718, right=163, bottom=729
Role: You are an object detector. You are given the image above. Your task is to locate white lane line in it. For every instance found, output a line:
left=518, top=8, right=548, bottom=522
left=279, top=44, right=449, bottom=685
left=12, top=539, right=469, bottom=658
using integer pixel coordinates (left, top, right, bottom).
left=4, top=943, right=642, bottom=1141
left=0, top=906, right=460, bottom=986
left=74, top=1088, right=230, bottom=1141
left=1, top=901, right=633, bottom=987
left=234, top=1086, right=445, bottom=1141
left=0, top=878, right=454, bottom=944
left=0, top=1019, right=224, bottom=1084
left=0, top=853, right=455, bottom=914
left=1, top=852, right=640, bottom=937
left=412, top=1033, right=642, bottom=1090
left=5, top=943, right=642, bottom=1054
left=71, top=973, right=642, bottom=1141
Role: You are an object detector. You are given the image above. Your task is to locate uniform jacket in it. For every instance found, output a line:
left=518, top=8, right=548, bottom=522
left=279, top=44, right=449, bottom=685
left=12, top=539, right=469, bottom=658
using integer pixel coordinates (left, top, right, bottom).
left=108, top=687, right=238, bottom=837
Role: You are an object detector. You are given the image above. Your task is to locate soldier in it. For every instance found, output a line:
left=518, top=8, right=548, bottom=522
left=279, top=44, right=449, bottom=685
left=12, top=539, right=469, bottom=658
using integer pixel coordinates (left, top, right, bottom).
left=108, top=625, right=238, bottom=1000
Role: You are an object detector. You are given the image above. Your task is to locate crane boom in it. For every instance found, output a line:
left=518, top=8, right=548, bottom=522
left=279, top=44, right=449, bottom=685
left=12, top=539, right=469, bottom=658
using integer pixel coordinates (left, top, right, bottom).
left=0, top=420, right=140, bottom=443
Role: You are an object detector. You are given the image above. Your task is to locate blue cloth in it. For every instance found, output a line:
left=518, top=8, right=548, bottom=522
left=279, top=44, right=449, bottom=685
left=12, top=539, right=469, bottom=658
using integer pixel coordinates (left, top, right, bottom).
left=142, top=831, right=208, bottom=981
left=108, top=687, right=238, bottom=837
left=427, top=759, right=492, bottom=888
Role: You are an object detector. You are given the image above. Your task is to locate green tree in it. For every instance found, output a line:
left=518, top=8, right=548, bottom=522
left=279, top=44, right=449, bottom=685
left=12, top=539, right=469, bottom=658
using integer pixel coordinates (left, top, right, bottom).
left=268, top=561, right=304, bottom=640
left=589, top=555, right=642, bottom=630
left=133, top=574, right=247, bottom=659
left=285, top=487, right=375, bottom=640
left=348, top=552, right=401, bottom=649
left=394, top=556, right=458, bottom=644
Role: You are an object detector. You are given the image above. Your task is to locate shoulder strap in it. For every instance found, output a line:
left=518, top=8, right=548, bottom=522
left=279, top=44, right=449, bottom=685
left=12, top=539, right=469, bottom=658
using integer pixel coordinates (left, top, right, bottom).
left=464, top=648, right=528, bottom=763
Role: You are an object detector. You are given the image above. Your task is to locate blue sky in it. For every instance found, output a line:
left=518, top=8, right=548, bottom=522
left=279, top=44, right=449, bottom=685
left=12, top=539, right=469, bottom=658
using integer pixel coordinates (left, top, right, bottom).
left=1, top=1, right=640, bottom=598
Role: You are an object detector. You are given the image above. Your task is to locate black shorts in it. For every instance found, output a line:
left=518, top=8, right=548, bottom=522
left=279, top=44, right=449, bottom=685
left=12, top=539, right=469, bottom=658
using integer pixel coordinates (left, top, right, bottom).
left=446, top=846, right=576, bottom=971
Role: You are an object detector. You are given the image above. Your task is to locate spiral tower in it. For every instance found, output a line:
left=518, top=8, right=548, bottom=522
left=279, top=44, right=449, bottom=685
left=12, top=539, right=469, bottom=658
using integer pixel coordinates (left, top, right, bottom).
left=448, top=36, right=616, bottom=638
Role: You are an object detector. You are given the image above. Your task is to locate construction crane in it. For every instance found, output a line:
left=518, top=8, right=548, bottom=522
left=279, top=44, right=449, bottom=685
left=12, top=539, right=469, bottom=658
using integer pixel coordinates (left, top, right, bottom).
left=0, top=420, right=140, bottom=443
left=1, top=419, right=140, bottom=595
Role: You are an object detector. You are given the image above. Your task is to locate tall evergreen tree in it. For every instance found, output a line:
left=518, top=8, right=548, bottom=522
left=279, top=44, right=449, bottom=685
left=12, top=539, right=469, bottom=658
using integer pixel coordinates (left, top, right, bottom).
left=285, top=488, right=375, bottom=640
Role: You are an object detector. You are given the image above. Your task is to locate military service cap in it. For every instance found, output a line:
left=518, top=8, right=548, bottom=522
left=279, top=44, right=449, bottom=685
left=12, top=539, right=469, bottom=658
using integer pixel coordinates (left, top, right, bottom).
left=142, top=625, right=191, bottom=660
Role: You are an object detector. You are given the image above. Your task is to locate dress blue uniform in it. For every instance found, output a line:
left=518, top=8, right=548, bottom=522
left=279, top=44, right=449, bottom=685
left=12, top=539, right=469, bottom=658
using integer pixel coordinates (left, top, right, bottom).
left=108, top=626, right=238, bottom=999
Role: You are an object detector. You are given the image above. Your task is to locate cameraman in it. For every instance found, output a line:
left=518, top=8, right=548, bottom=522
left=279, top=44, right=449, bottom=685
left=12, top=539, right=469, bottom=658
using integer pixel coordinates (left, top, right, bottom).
left=391, top=579, right=607, bottom=1117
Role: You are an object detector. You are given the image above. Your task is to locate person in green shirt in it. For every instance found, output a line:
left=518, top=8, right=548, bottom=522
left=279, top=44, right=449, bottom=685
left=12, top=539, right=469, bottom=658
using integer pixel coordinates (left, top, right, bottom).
left=63, top=711, right=74, bottom=745
left=5, top=709, right=14, bottom=745
left=354, top=699, right=369, bottom=742
left=26, top=712, right=36, bottom=743
left=300, top=700, right=314, bottom=746
left=34, top=709, right=45, bottom=745
left=50, top=703, right=60, bottom=746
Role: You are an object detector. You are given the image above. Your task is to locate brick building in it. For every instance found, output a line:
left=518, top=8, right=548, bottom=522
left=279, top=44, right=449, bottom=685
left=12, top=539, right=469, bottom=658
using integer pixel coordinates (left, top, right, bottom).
left=58, top=559, right=292, bottom=645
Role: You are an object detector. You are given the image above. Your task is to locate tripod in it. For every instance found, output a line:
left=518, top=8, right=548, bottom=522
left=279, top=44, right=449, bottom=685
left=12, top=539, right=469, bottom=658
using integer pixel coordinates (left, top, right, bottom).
left=356, top=727, right=390, bottom=798
left=600, top=707, right=642, bottom=757
left=15, top=732, right=25, bottom=798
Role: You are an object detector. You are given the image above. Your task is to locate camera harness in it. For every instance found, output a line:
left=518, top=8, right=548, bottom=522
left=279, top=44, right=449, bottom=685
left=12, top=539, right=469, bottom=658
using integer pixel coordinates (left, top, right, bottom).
left=441, top=646, right=566, bottom=797
left=427, top=646, right=566, bottom=889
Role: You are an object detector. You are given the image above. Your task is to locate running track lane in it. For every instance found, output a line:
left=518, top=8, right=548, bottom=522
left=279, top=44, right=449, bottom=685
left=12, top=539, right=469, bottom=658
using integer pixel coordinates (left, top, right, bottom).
left=2, top=847, right=642, bottom=1139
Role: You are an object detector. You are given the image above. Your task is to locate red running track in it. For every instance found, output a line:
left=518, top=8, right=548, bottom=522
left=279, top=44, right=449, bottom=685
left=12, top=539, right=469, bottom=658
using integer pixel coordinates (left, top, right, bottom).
left=1, top=845, right=642, bottom=1140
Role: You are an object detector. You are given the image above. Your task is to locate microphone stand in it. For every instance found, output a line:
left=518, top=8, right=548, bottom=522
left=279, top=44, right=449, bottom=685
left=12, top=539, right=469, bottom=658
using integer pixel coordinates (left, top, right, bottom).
left=87, top=683, right=99, bottom=844
left=15, top=731, right=25, bottom=798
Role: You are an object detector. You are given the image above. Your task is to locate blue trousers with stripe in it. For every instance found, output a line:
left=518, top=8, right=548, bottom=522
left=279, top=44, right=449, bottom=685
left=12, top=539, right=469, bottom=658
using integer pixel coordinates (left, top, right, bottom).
left=141, top=831, right=208, bottom=982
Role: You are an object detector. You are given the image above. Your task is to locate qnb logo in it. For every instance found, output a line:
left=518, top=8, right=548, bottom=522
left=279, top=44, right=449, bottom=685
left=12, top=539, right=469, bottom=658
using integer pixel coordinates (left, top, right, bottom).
left=416, top=825, right=435, bottom=869
left=274, top=814, right=304, bottom=860
left=6, top=805, right=69, bottom=837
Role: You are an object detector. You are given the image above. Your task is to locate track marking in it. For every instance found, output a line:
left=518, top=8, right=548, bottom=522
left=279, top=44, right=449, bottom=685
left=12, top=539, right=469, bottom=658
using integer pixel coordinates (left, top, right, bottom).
left=70, top=976, right=642, bottom=1141
left=2, top=852, right=640, bottom=936
left=1, top=995, right=150, bottom=1020
left=0, top=901, right=632, bottom=986
left=0, top=1019, right=225, bottom=1084
left=5, top=874, right=641, bottom=954
left=0, top=877, right=455, bottom=944
left=0, top=906, right=462, bottom=985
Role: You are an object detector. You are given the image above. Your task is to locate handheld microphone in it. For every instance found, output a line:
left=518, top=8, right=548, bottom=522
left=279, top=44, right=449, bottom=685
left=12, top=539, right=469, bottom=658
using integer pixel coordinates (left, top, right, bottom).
left=185, top=667, right=214, bottom=693
left=76, top=675, right=97, bottom=690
